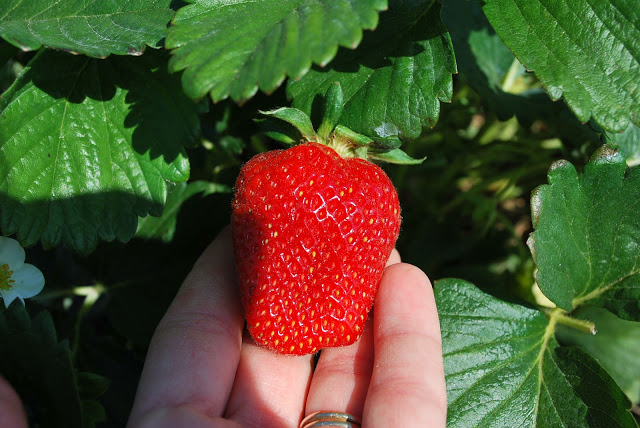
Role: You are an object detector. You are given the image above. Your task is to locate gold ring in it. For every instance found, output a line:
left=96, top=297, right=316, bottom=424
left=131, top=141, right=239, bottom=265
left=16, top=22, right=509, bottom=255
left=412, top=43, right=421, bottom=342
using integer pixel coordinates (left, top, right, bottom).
left=299, top=411, right=361, bottom=428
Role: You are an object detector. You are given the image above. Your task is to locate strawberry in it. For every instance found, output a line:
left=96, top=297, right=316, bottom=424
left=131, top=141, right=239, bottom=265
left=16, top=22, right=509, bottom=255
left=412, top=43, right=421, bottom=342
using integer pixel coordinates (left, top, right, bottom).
left=231, top=83, right=421, bottom=355
left=232, top=142, right=401, bottom=355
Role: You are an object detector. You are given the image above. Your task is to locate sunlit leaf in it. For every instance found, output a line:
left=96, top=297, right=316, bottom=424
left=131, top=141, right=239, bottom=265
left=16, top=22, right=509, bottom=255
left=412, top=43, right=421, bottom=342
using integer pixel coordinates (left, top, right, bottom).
left=528, top=145, right=640, bottom=321
left=0, top=50, right=199, bottom=253
left=288, top=0, right=456, bottom=140
left=0, top=0, right=175, bottom=57
left=166, top=0, right=387, bottom=101
left=436, top=279, right=637, bottom=427
left=483, top=0, right=640, bottom=132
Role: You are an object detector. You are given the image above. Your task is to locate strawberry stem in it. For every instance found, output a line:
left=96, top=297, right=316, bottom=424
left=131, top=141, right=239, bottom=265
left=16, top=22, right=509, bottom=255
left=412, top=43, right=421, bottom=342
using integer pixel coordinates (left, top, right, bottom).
left=327, top=134, right=361, bottom=159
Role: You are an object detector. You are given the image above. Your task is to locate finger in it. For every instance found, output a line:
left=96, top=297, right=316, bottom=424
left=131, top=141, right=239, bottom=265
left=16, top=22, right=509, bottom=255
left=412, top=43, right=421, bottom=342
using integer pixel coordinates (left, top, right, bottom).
left=132, top=406, right=243, bottom=428
left=128, top=227, right=245, bottom=427
left=303, top=316, right=374, bottom=419
left=0, top=376, right=28, bottom=428
left=224, top=332, right=313, bottom=427
left=363, top=263, right=447, bottom=428
left=386, top=248, right=401, bottom=267
left=303, top=249, right=400, bottom=420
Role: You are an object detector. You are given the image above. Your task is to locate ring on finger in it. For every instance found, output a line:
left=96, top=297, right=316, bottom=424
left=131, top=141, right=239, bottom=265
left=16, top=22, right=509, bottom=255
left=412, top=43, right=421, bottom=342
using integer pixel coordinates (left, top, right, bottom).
left=299, top=411, right=361, bottom=428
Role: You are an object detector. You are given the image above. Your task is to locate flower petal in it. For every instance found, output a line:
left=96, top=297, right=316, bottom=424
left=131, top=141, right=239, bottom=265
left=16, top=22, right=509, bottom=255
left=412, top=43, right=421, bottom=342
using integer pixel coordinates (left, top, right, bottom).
left=0, top=289, right=22, bottom=307
left=11, top=263, right=45, bottom=299
left=0, top=237, right=26, bottom=269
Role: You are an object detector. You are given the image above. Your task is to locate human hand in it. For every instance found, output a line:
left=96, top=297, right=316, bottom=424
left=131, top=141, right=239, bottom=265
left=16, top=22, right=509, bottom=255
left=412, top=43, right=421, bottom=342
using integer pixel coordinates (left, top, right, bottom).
left=0, top=376, right=28, bottom=428
left=126, top=226, right=446, bottom=427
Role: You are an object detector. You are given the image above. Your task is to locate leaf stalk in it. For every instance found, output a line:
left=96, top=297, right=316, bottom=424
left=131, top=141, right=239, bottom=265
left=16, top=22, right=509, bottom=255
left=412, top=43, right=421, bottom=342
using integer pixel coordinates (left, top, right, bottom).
left=542, top=307, right=597, bottom=335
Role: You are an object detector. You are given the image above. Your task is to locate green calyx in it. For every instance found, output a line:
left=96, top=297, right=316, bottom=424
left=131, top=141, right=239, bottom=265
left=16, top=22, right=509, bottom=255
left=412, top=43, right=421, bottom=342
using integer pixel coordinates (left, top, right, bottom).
left=257, top=83, right=424, bottom=165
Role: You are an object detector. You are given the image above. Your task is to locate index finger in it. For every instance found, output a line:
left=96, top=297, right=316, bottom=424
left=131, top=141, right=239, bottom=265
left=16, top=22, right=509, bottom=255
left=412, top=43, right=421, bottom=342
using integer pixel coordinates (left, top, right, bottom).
left=363, top=263, right=447, bottom=427
left=128, top=227, right=244, bottom=426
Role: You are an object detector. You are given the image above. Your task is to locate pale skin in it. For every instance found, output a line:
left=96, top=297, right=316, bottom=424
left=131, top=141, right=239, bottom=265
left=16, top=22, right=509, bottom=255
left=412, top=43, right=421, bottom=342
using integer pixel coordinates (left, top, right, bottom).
left=0, top=227, right=447, bottom=428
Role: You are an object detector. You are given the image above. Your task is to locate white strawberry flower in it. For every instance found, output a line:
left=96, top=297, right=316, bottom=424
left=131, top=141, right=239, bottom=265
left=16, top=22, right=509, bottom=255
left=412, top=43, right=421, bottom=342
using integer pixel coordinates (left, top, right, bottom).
left=0, top=237, right=45, bottom=307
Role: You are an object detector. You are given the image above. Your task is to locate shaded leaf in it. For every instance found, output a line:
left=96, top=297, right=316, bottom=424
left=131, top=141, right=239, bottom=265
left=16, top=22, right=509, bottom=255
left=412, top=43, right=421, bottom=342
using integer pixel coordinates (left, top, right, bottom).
left=0, top=50, right=200, bottom=254
left=166, top=0, right=388, bottom=101
left=256, top=117, right=303, bottom=145
left=80, top=400, right=107, bottom=428
left=76, top=334, right=143, bottom=427
left=436, top=278, right=637, bottom=427
left=556, top=306, right=640, bottom=403
left=0, top=42, right=21, bottom=93
left=554, top=346, right=638, bottom=428
left=78, top=371, right=110, bottom=428
left=483, top=0, right=640, bottom=132
left=0, top=303, right=106, bottom=428
left=0, top=38, right=17, bottom=66
left=77, top=372, right=110, bottom=399
left=441, top=0, right=532, bottom=118
left=0, top=0, right=176, bottom=57
left=528, top=144, right=640, bottom=320
left=288, top=0, right=456, bottom=140
left=136, top=180, right=230, bottom=242
left=440, top=0, right=601, bottom=146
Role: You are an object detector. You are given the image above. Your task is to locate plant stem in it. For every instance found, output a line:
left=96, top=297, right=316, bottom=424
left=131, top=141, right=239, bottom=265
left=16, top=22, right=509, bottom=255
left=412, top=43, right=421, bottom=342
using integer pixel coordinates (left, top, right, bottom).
left=542, top=307, right=597, bottom=335
left=33, top=281, right=130, bottom=301
left=71, top=299, right=92, bottom=361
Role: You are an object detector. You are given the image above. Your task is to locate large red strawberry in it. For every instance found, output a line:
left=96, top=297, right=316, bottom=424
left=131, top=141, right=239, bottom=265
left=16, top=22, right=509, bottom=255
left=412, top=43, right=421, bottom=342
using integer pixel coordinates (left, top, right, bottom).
left=231, top=83, right=421, bottom=355
left=232, top=142, right=401, bottom=354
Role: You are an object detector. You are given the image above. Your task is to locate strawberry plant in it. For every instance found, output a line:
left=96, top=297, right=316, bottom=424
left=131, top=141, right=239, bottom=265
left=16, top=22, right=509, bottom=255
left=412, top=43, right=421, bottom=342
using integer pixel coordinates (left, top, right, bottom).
left=0, top=0, right=638, bottom=427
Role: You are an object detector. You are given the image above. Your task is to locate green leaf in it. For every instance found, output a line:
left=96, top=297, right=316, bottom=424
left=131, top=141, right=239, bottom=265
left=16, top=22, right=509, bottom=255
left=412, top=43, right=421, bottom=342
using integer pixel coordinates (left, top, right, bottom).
left=0, top=303, right=106, bottom=428
left=482, top=0, right=640, bottom=132
left=80, top=399, right=107, bottom=428
left=440, top=0, right=586, bottom=133
left=76, top=372, right=110, bottom=428
left=0, top=39, right=20, bottom=93
left=553, top=346, right=638, bottom=428
left=528, top=144, right=640, bottom=320
left=436, top=279, right=637, bottom=427
left=317, top=82, right=344, bottom=140
left=256, top=117, right=303, bottom=145
left=287, top=0, right=456, bottom=140
left=0, top=50, right=200, bottom=254
left=260, top=107, right=318, bottom=140
left=332, top=124, right=374, bottom=146
left=368, top=148, right=424, bottom=164
left=166, top=0, right=388, bottom=101
left=136, top=180, right=230, bottom=242
left=0, top=38, right=17, bottom=66
left=77, top=372, right=110, bottom=400
left=441, top=0, right=528, bottom=113
left=369, top=136, right=402, bottom=151
left=0, top=0, right=176, bottom=57
left=606, top=124, right=640, bottom=167
left=556, top=307, right=640, bottom=404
